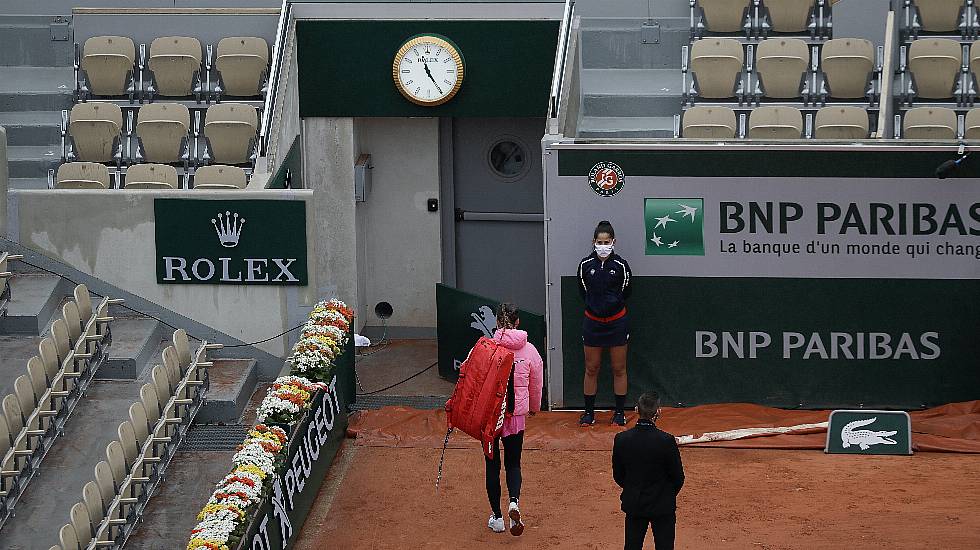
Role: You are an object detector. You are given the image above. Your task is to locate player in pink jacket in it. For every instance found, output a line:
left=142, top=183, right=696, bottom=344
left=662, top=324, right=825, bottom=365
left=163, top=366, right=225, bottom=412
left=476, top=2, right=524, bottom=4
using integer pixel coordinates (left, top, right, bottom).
left=485, top=303, right=544, bottom=537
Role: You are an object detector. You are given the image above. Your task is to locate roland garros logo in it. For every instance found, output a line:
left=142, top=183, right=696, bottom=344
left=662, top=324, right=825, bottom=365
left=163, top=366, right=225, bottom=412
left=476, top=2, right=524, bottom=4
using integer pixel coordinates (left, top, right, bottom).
left=588, top=161, right=625, bottom=197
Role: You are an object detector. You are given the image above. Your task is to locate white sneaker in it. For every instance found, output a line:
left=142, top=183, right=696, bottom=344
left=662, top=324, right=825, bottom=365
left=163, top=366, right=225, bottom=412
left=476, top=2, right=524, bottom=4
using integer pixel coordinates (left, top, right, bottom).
left=508, top=501, right=525, bottom=537
left=488, top=515, right=505, bottom=533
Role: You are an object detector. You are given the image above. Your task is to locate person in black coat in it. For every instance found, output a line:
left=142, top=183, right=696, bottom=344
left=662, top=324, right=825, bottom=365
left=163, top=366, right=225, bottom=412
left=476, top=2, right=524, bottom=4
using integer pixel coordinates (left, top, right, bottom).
left=612, top=392, right=684, bottom=550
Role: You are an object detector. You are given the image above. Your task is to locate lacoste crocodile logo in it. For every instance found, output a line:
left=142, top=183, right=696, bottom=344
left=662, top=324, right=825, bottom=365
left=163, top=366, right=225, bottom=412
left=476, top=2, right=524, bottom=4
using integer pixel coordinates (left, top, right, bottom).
left=841, top=417, right=898, bottom=450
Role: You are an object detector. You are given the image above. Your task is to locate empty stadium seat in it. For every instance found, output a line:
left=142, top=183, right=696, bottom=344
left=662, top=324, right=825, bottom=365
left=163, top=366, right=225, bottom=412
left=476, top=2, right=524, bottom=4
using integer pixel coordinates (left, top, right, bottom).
left=134, top=103, right=190, bottom=164
left=147, top=36, right=203, bottom=98
left=755, top=38, right=809, bottom=99
left=902, top=106, right=957, bottom=138
left=682, top=106, right=738, bottom=138
left=747, top=106, right=803, bottom=138
left=964, top=108, right=980, bottom=137
left=765, top=0, right=815, bottom=33
left=124, top=164, right=178, bottom=189
left=821, top=38, right=875, bottom=99
left=55, top=162, right=110, bottom=190
left=193, top=164, right=247, bottom=189
left=696, top=0, right=750, bottom=33
left=907, top=38, right=962, bottom=100
left=814, top=106, right=870, bottom=139
left=913, top=0, right=969, bottom=32
left=687, top=38, right=745, bottom=100
left=203, top=103, right=258, bottom=166
left=77, top=36, right=136, bottom=100
left=66, top=102, right=123, bottom=163
left=214, top=37, right=270, bottom=98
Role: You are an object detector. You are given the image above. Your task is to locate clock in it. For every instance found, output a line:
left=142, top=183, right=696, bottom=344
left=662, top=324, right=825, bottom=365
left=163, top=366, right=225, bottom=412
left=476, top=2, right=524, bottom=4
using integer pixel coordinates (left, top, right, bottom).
left=392, top=35, right=464, bottom=106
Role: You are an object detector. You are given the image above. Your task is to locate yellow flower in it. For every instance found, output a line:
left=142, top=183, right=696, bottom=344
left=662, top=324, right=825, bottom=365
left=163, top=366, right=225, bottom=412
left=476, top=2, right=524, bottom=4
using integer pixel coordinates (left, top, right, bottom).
left=234, top=464, right=267, bottom=480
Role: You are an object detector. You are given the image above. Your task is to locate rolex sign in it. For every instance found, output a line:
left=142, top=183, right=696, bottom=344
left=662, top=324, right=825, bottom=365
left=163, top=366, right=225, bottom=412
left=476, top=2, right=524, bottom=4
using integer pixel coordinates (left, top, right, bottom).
left=154, top=199, right=308, bottom=285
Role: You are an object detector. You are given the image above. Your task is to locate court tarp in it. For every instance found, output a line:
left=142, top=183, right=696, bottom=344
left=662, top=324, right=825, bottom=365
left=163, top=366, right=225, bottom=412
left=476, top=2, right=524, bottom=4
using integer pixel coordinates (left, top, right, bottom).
left=347, top=400, right=980, bottom=453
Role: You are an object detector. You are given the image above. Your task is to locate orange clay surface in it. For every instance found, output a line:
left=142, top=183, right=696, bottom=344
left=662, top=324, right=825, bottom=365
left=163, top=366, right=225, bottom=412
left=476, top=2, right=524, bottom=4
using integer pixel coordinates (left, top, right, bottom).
left=295, top=443, right=980, bottom=549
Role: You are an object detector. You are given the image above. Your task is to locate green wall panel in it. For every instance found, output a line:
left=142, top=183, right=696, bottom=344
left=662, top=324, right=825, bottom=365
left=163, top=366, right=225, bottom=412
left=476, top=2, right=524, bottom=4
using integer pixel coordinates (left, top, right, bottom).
left=297, top=20, right=559, bottom=117
left=561, top=276, right=980, bottom=410
left=556, top=149, right=980, bottom=179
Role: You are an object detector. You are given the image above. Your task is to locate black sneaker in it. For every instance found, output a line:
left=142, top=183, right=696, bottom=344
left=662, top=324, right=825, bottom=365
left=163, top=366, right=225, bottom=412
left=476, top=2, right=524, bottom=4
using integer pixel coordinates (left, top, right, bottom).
left=579, top=411, right=595, bottom=426
left=611, top=410, right=627, bottom=426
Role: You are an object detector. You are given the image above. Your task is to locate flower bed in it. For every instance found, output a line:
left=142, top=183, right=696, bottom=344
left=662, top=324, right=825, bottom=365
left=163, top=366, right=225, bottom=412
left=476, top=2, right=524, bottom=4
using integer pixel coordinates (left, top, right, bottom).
left=188, top=300, right=353, bottom=550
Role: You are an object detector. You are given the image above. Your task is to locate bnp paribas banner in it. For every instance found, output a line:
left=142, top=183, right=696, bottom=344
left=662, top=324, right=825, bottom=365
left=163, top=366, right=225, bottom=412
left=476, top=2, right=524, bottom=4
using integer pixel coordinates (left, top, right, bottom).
left=546, top=152, right=980, bottom=409
left=154, top=199, right=308, bottom=285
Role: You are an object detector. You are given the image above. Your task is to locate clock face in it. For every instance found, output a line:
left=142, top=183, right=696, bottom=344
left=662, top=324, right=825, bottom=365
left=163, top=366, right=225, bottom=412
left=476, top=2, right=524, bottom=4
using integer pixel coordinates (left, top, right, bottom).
left=392, top=35, right=464, bottom=106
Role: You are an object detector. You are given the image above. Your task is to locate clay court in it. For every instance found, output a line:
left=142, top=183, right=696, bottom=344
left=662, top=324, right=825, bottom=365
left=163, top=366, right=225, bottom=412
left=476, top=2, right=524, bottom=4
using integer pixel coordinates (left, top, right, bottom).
left=295, top=405, right=980, bottom=549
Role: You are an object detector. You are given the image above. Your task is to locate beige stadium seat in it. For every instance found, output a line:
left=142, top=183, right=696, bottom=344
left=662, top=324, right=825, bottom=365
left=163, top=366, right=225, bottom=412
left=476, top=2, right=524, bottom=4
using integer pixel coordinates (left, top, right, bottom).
left=682, top=106, right=737, bottom=138
left=204, top=103, right=258, bottom=165
left=765, top=0, right=814, bottom=33
left=135, top=103, right=189, bottom=164
left=697, top=0, right=750, bottom=33
left=68, top=103, right=122, bottom=163
left=56, top=162, right=110, bottom=190
left=80, top=36, right=136, bottom=97
left=747, top=106, right=803, bottom=138
left=968, top=41, right=980, bottom=90
left=124, top=164, right=178, bottom=189
left=908, top=38, right=962, bottom=99
left=59, top=523, right=80, bottom=550
left=964, top=108, right=980, bottom=138
left=194, top=164, right=247, bottom=189
left=147, top=36, right=203, bottom=97
left=215, top=37, right=270, bottom=97
left=755, top=38, right=809, bottom=98
left=93, top=461, right=116, bottom=501
left=821, top=38, right=875, bottom=99
left=902, top=106, right=957, bottom=139
left=690, top=39, right=745, bottom=98
left=915, top=0, right=967, bottom=32
left=82, top=480, right=106, bottom=529
left=814, top=106, right=869, bottom=139
left=74, top=284, right=93, bottom=324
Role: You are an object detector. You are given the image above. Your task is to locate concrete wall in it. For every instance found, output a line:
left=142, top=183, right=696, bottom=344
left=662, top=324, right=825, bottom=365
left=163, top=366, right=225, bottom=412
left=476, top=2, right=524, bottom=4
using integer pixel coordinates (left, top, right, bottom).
left=0, top=127, right=7, bottom=237
left=302, top=117, right=359, bottom=330
left=354, top=117, right=441, bottom=332
left=5, top=188, right=316, bottom=359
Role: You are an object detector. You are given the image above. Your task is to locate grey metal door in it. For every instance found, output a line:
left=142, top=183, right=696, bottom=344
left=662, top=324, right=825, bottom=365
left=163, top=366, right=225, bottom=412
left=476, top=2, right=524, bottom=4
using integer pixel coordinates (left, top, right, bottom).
left=452, top=117, right=545, bottom=313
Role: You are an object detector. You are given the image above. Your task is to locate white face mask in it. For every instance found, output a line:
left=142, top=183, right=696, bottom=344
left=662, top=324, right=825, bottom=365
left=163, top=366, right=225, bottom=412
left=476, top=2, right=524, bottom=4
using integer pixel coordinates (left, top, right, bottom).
left=595, top=244, right=614, bottom=258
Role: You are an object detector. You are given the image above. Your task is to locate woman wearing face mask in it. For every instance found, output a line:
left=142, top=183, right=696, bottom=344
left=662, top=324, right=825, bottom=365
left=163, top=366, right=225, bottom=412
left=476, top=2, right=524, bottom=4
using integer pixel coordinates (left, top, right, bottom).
left=576, top=220, right=632, bottom=427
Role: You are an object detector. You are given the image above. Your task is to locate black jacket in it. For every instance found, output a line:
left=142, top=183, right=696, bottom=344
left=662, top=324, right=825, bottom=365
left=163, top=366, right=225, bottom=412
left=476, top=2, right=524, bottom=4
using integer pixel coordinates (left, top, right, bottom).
left=577, top=252, right=632, bottom=318
left=612, top=420, right=684, bottom=517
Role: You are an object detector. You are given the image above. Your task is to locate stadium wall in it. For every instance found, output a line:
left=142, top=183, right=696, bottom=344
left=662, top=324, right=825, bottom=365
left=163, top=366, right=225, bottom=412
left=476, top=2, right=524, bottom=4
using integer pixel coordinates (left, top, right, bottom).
left=543, top=145, right=980, bottom=409
left=5, top=189, right=317, bottom=362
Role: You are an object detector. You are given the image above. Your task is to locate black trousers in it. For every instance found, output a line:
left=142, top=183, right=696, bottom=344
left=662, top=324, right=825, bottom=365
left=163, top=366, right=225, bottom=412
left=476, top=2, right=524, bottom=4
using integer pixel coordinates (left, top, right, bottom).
left=624, top=513, right=675, bottom=550
left=485, top=431, right=524, bottom=517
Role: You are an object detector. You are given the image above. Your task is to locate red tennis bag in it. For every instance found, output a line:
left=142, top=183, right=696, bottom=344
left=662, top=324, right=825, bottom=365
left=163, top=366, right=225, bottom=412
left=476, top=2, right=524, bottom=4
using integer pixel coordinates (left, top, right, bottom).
left=445, top=336, right=515, bottom=459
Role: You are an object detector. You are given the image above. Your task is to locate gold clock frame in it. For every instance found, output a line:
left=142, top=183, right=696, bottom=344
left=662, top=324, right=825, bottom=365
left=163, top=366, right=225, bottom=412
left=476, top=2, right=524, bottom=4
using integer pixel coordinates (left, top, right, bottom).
left=392, top=35, right=465, bottom=106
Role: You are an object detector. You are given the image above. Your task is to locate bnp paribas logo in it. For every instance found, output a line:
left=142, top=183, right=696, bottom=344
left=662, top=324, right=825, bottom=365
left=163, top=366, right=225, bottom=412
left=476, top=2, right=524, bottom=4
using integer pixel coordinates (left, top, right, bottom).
left=644, top=198, right=705, bottom=256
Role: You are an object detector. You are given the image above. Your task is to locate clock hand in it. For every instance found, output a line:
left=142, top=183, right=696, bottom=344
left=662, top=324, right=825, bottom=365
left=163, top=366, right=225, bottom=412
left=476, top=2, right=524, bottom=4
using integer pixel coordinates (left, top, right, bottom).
left=422, top=58, right=443, bottom=94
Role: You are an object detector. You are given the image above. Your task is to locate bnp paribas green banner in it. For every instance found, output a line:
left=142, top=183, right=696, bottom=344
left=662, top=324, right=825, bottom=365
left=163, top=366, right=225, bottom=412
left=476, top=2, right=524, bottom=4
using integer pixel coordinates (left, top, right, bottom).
left=154, top=199, right=308, bottom=285
left=546, top=151, right=980, bottom=409
left=436, top=284, right=545, bottom=384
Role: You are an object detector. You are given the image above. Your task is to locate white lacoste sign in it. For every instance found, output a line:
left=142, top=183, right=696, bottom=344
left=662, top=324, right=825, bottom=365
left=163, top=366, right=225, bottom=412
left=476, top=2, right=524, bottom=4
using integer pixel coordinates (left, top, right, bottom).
left=840, top=417, right=898, bottom=450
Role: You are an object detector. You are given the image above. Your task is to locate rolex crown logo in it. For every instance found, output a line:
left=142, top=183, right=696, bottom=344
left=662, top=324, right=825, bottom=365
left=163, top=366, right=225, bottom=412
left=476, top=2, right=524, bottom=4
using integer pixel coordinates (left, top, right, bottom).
left=212, top=211, right=245, bottom=248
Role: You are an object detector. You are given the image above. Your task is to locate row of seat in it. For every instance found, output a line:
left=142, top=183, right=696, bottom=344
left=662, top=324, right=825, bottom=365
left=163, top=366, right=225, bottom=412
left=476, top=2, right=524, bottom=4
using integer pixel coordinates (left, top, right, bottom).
left=683, top=37, right=881, bottom=105
left=898, top=38, right=980, bottom=104
left=903, top=0, right=980, bottom=40
left=75, top=35, right=269, bottom=103
left=896, top=105, right=980, bottom=138
left=53, top=162, right=248, bottom=190
left=0, top=253, right=21, bottom=319
left=1, top=285, right=118, bottom=528
left=62, top=102, right=258, bottom=169
left=681, top=104, right=872, bottom=139
left=56, top=330, right=218, bottom=550
left=693, top=0, right=833, bottom=39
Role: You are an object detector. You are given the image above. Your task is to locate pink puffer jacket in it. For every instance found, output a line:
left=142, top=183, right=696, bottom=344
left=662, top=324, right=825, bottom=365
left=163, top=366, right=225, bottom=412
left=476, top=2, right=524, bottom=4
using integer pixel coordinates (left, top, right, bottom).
left=493, top=329, right=543, bottom=436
